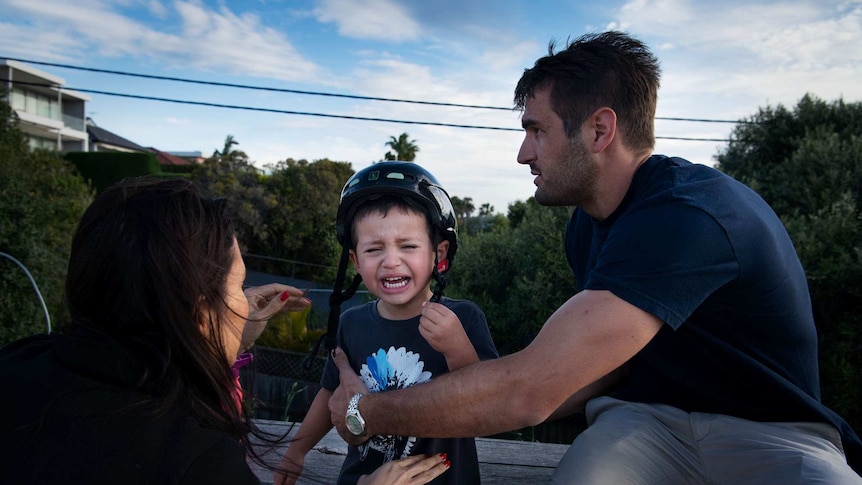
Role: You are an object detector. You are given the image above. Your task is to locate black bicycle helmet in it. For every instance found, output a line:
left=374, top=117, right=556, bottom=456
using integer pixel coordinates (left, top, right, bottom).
left=336, top=161, right=458, bottom=273
left=303, top=162, right=458, bottom=365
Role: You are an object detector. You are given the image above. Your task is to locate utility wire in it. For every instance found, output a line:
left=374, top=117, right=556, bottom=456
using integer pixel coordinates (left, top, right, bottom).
left=1, top=78, right=732, bottom=142
left=2, top=56, right=746, bottom=125
left=3, top=56, right=509, bottom=111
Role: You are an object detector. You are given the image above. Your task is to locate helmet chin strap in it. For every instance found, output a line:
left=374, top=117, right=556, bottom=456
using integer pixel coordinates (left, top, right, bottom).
left=430, top=254, right=447, bottom=303
left=302, top=245, right=362, bottom=370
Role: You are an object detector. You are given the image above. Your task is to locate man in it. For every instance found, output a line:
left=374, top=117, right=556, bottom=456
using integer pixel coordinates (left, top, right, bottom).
left=329, top=31, right=862, bottom=483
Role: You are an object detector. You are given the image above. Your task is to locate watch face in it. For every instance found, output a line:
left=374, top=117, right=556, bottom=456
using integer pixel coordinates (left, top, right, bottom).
left=346, top=415, right=363, bottom=435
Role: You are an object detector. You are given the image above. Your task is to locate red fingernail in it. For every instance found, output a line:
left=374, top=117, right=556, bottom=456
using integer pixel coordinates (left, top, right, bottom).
left=444, top=460, right=451, bottom=468
left=280, top=291, right=289, bottom=301
left=440, top=453, right=447, bottom=461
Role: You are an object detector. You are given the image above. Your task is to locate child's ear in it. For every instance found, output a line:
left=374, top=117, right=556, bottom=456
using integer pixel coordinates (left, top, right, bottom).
left=348, top=249, right=359, bottom=269
left=436, top=240, right=450, bottom=263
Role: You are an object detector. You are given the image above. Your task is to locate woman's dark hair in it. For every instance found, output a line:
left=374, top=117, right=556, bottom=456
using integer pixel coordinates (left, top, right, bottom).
left=64, top=176, right=248, bottom=441
left=514, top=30, right=661, bottom=152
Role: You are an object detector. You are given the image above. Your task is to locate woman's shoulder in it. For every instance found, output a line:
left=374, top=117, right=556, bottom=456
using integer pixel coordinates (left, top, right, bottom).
left=0, top=333, right=53, bottom=362
left=163, top=414, right=259, bottom=483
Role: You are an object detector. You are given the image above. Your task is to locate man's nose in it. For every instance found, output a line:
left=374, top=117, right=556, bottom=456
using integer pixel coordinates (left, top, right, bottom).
left=517, top=136, right=534, bottom=165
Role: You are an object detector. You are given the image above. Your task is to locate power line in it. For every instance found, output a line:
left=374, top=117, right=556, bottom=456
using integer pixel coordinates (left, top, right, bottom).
left=2, top=56, right=513, bottom=111
left=3, top=55, right=745, bottom=125
left=1, top=78, right=732, bottom=142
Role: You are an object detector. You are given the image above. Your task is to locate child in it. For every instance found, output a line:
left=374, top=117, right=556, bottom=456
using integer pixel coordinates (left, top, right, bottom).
left=276, top=162, right=498, bottom=485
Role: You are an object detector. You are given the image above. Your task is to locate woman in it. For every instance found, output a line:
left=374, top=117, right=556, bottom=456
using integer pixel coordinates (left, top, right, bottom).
left=0, top=177, right=447, bottom=484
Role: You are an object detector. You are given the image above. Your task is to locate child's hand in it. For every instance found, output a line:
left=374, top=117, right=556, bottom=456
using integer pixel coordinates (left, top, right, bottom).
left=419, top=302, right=479, bottom=371
left=274, top=452, right=304, bottom=485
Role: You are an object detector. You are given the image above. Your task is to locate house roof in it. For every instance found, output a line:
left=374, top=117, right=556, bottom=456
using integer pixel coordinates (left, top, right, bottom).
left=1, top=58, right=91, bottom=101
left=147, top=148, right=191, bottom=166
left=86, top=121, right=147, bottom=152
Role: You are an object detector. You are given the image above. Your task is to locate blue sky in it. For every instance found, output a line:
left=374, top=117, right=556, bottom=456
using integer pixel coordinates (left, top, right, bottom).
left=2, top=0, right=861, bottom=213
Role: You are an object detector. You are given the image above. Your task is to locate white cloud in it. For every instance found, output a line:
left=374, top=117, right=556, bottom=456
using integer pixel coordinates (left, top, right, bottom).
left=610, top=0, right=862, bottom=163
left=166, top=1, right=325, bottom=82
left=0, top=0, right=325, bottom=82
left=147, top=0, right=168, bottom=18
left=0, top=22, right=83, bottom=61
left=313, top=0, right=421, bottom=41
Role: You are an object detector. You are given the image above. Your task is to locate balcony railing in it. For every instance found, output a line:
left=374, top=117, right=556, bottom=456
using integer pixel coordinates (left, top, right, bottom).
left=62, top=113, right=85, bottom=131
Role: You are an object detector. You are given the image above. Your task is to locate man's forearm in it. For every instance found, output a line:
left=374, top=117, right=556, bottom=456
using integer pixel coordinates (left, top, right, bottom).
left=360, top=352, right=552, bottom=438
left=338, top=290, right=662, bottom=441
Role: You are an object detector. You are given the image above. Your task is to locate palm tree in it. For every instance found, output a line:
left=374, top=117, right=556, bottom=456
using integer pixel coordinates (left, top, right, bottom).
left=450, top=196, right=475, bottom=227
left=211, top=134, right=249, bottom=168
left=384, top=133, right=419, bottom=161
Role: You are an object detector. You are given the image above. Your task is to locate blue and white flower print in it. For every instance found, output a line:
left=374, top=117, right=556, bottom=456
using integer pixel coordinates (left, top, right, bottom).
left=358, top=346, right=432, bottom=462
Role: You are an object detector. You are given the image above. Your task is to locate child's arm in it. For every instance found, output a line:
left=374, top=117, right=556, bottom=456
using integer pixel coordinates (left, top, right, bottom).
left=274, top=388, right=335, bottom=485
left=418, top=301, right=480, bottom=371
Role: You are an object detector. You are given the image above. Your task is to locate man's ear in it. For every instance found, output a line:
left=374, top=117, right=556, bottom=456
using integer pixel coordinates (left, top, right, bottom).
left=588, top=107, right=617, bottom=153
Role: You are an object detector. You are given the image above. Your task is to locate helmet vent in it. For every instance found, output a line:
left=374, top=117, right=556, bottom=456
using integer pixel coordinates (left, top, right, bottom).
left=385, top=172, right=416, bottom=182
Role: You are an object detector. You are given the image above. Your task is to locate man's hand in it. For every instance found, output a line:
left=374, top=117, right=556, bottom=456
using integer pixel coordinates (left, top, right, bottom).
left=240, top=284, right=311, bottom=354
left=328, top=347, right=371, bottom=445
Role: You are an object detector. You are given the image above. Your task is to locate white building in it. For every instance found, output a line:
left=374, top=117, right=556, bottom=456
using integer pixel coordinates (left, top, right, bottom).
left=1, top=58, right=90, bottom=152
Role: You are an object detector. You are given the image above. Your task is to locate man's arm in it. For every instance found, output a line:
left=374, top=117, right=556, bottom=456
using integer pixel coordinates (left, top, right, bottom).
left=330, top=289, right=662, bottom=441
left=546, top=363, right=629, bottom=421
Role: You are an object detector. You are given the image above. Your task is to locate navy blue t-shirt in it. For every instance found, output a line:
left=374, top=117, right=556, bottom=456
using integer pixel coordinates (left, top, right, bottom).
left=322, top=297, right=498, bottom=485
left=565, top=154, right=860, bottom=471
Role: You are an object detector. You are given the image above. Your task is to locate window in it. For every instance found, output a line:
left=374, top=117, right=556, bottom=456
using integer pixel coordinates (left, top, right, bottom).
left=11, top=87, right=60, bottom=121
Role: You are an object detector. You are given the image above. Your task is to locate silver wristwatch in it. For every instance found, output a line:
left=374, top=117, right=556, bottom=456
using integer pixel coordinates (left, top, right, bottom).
left=345, top=393, right=367, bottom=437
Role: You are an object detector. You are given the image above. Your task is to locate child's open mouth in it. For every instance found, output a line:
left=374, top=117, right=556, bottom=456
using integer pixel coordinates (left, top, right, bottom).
left=382, top=276, right=409, bottom=289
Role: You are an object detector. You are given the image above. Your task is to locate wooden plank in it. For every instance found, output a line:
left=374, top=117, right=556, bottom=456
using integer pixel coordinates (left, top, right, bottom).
left=249, top=420, right=568, bottom=484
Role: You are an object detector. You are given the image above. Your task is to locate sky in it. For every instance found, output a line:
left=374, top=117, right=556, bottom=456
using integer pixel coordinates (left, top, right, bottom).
left=2, top=0, right=861, bottom=214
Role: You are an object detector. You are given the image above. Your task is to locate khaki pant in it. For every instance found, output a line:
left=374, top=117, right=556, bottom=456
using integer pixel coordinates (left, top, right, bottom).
left=551, top=396, right=861, bottom=484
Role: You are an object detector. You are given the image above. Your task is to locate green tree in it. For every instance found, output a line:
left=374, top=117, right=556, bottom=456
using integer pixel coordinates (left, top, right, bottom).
left=450, top=195, right=475, bottom=227
left=211, top=134, right=250, bottom=169
left=449, top=198, right=574, bottom=354
left=459, top=201, right=508, bottom=235
left=257, top=158, right=355, bottom=282
left=0, top=96, right=93, bottom=345
left=717, top=94, right=862, bottom=431
left=191, top=136, right=275, bottom=251
left=383, top=133, right=419, bottom=161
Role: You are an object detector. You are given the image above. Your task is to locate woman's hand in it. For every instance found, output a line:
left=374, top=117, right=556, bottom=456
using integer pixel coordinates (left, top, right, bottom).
left=358, top=454, right=450, bottom=485
left=240, top=284, right=311, bottom=354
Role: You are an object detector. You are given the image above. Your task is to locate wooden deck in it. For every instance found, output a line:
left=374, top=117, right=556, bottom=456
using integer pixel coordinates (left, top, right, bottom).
left=249, top=419, right=570, bottom=484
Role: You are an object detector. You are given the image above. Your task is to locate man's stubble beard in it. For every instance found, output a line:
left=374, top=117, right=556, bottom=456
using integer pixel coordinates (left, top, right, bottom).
left=535, top=136, right=598, bottom=207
